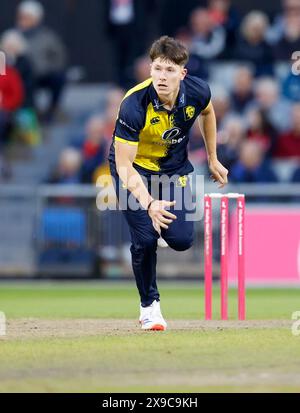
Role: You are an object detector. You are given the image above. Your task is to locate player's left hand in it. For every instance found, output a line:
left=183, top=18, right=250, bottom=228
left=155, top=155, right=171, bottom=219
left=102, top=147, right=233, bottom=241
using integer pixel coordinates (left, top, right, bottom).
left=208, top=158, right=228, bottom=188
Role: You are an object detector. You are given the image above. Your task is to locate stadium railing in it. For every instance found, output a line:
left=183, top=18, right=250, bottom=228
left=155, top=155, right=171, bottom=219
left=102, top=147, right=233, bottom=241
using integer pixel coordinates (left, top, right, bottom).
left=0, top=183, right=299, bottom=279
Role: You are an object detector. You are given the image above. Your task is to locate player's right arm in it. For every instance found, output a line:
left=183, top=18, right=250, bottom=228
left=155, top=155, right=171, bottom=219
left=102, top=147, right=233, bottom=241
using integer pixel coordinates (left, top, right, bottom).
left=114, top=98, right=176, bottom=230
left=115, top=141, right=176, bottom=230
left=115, top=141, right=153, bottom=210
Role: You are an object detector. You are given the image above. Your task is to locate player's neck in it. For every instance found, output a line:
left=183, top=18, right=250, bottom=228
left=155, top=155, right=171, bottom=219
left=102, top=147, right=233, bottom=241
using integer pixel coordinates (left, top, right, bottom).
left=158, top=86, right=180, bottom=111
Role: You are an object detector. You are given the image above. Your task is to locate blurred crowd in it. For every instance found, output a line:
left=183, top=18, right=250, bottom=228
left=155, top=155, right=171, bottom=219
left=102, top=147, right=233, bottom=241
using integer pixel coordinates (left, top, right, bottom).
left=0, top=0, right=300, bottom=185
left=0, top=1, right=67, bottom=147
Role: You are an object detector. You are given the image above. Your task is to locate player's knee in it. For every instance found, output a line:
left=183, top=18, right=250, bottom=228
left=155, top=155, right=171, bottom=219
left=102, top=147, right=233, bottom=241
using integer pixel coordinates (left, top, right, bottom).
left=143, top=237, right=158, bottom=249
left=168, top=235, right=193, bottom=251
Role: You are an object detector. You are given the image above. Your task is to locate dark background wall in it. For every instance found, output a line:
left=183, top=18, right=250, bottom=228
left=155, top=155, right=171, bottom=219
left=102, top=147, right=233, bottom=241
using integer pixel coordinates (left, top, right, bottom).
left=0, top=0, right=281, bottom=82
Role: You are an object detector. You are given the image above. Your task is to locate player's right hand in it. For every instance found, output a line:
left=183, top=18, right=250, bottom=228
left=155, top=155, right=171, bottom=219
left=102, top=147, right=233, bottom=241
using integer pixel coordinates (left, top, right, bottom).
left=148, top=200, right=177, bottom=231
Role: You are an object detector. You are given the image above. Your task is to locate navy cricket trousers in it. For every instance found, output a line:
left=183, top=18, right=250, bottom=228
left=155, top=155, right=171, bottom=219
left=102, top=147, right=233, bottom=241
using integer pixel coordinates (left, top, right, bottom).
left=110, top=162, right=194, bottom=306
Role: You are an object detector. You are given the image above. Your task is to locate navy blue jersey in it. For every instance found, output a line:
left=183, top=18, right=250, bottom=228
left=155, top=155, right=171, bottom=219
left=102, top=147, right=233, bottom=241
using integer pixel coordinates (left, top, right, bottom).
left=108, top=74, right=211, bottom=176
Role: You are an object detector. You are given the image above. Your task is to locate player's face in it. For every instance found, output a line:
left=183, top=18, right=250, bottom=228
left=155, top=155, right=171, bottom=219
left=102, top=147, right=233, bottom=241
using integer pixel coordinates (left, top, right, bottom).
left=150, top=57, right=187, bottom=98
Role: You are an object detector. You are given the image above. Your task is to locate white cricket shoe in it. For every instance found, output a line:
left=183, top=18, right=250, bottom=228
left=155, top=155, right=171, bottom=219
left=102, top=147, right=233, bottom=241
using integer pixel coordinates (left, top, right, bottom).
left=139, top=300, right=167, bottom=331
left=158, top=237, right=168, bottom=248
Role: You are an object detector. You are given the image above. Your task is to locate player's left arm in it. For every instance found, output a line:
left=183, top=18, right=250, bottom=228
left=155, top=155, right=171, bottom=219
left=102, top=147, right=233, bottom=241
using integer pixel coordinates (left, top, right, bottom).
left=198, top=101, right=228, bottom=188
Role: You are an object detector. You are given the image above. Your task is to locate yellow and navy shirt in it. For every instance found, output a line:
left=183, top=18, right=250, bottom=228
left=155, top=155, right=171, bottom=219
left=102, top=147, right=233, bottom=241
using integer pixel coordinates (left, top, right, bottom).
left=109, top=75, right=211, bottom=176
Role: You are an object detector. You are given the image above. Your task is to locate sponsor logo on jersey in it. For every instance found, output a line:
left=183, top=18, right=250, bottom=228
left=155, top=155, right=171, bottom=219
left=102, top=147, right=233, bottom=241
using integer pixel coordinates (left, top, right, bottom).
left=169, top=114, right=175, bottom=127
left=162, top=127, right=181, bottom=141
left=179, top=93, right=185, bottom=105
left=119, top=118, right=137, bottom=132
left=176, top=175, right=188, bottom=187
left=150, top=116, right=160, bottom=125
left=184, top=106, right=195, bottom=121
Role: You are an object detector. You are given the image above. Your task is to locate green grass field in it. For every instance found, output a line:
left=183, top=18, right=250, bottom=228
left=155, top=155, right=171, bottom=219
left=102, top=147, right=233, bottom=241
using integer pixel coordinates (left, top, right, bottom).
left=0, top=281, right=299, bottom=393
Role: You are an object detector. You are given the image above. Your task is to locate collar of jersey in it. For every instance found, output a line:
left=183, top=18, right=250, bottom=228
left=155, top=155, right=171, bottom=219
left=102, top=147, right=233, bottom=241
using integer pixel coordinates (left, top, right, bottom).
left=149, top=81, right=186, bottom=113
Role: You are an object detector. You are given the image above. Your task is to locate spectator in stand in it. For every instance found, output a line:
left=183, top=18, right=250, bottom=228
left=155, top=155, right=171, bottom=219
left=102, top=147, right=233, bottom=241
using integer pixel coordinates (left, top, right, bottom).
left=267, top=0, right=300, bottom=61
left=282, top=71, right=300, bottom=102
left=0, top=30, right=34, bottom=108
left=103, top=87, right=125, bottom=152
left=48, top=147, right=82, bottom=184
left=189, top=8, right=226, bottom=63
left=230, top=140, right=278, bottom=183
left=211, top=85, right=232, bottom=129
left=267, top=0, right=300, bottom=44
left=217, top=116, right=246, bottom=170
left=16, top=0, right=67, bottom=121
left=234, top=11, right=273, bottom=77
left=133, top=56, right=151, bottom=84
left=104, top=0, right=156, bottom=88
left=273, top=103, right=300, bottom=158
left=246, top=108, right=278, bottom=156
left=175, top=28, right=209, bottom=80
left=230, top=66, right=255, bottom=115
left=291, top=165, right=300, bottom=182
left=185, top=6, right=226, bottom=79
left=272, top=16, right=300, bottom=61
left=80, top=116, right=107, bottom=183
left=1, top=29, right=40, bottom=145
left=207, top=0, right=241, bottom=58
left=252, top=77, right=291, bottom=133
left=0, top=64, right=24, bottom=146
left=104, top=0, right=136, bottom=88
